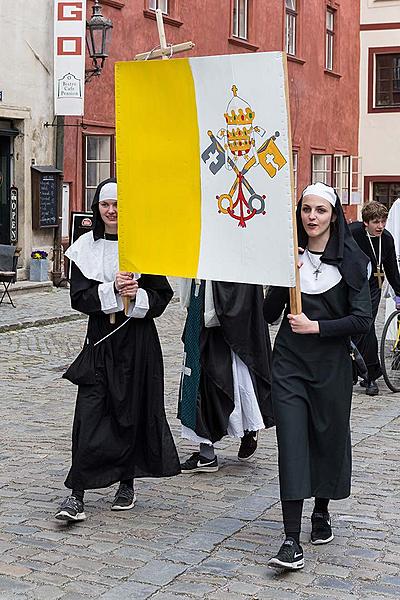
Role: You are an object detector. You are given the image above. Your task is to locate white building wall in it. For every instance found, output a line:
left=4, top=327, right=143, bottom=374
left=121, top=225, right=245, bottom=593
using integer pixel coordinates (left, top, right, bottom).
left=359, top=0, right=400, bottom=203
left=0, top=0, right=56, bottom=273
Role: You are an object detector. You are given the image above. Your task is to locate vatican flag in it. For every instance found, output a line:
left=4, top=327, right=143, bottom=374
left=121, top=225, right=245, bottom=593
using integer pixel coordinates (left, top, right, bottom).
left=116, top=51, right=296, bottom=286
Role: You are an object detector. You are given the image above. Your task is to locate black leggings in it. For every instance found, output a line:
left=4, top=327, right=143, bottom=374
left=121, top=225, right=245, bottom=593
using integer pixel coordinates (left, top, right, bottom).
left=72, top=478, right=134, bottom=502
left=282, top=498, right=330, bottom=544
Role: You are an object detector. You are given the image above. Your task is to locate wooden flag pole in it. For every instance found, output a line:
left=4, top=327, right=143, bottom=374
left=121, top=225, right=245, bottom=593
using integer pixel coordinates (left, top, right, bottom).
left=283, top=53, right=302, bottom=315
left=122, top=9, right=195, bottom=315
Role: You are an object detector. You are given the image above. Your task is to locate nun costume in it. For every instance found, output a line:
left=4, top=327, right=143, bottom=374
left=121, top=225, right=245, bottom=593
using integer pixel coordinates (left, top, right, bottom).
left=179, top=279, right=273, bottom=472
left=263, top=183, right=372, bottom=570
left=55, top=178, right=180, bottom=523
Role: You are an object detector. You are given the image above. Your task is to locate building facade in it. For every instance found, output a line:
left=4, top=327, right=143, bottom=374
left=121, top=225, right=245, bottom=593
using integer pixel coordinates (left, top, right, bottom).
left=63, top=0, right=361, bottom=230
left=360, top=0, right=400, bottom=208
left=0, top=0, right=57, bottom=276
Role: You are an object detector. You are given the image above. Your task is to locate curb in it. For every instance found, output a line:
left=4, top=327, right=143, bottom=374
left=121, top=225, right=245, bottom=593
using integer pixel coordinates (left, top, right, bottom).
left=0, top=313, right=86, bottom=334
left=0, top=297, right=180, bottom=333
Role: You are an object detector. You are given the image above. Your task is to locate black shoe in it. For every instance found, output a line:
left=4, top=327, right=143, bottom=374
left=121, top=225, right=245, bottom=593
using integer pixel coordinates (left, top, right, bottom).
left=111, top=483, right=136, bottom=511
left=238, top=430, right=258, bottom=461
left=359, top=379, right=368, bottom=388
left=366, top=380, right=379, bottom=396
left=268, top=537, right=304, bottom=570
left=180, top=452, right=219, bottom=473
left=55, top=496, right=86, bottom=522
left=311, top=511, right=334, bottom=545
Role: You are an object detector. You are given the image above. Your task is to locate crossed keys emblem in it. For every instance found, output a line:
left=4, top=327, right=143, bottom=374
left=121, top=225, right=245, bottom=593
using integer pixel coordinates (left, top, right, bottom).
left=201, top=85, right=287, bottom=228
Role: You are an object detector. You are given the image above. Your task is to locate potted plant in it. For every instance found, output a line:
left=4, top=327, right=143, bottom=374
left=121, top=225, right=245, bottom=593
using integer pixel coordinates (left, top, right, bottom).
left=30, top=250, right=49, bottom=282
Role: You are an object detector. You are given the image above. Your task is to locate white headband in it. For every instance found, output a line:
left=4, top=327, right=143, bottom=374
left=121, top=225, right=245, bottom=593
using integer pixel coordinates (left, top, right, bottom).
left=302, top=182, right=337, bottom=207
left=99, top=182, right=117, bottom=201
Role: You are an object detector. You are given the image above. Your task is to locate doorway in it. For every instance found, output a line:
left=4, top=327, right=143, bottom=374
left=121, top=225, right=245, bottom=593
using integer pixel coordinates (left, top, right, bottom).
left=0, top=135, right=11, bottom=245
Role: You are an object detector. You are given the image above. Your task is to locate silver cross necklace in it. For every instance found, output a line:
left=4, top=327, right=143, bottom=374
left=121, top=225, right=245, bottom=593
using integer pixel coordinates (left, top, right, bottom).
left=305, top=248, right=323, bottom=280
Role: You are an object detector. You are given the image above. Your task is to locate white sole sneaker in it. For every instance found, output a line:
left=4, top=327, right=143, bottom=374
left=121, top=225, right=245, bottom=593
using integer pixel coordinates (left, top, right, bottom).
left=268, top=557, right=304, bottom=570
left=311, top=533, right=334, bottom=545
left=55, top=510, right=86, bottom=522
left=111, top=494, right=137, bottom=511
left=181, top=465, right=219, bottom=473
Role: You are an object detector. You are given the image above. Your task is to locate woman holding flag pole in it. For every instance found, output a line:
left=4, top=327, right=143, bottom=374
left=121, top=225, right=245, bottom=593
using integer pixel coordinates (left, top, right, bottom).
left=263, top=182, right=372, bottom=570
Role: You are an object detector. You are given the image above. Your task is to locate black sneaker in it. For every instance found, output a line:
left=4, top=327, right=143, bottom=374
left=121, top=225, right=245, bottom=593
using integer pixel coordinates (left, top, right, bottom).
left=238, top=431, right=258, bottom=461
left=311, top=511, right=334, bottom=545
left=55, top=496, right=86, bottom=522
left=268, top=537, right=304, bottom=570
left=111, top=483, right=136, bottom=511
left=366, top=380, right=379, bottom=396
left=180, top=452, right=219, bottom=473
left=359, top=379, right=368, bottom=388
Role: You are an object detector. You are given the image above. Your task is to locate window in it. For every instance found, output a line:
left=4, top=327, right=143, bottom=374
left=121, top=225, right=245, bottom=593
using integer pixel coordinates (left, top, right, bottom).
left=149, top=0, right=168, bottom=13
left=232, top=0, right=248, bottom=40
left=376, top=53, right=400, bottom=108
left=285, top=0, right=297, bottom=56
left=312, top=153, right=362, bottom=205
left=325, top=8, right=335, bottom=71
left=311, top=154, right=332, bottom=186
left=84, top=136, right=115, bottom=210
left=373, top=182, right=400, bottom=209
left=292, top=150, right=298, bottom=201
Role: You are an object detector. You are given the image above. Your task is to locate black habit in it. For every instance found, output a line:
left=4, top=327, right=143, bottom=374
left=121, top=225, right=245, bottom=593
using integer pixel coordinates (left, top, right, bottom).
left=264, top=188, right=372, bottom=501
left=178, top=281, right=273, bottom=445
left=349, top=221, right=400, bottom=380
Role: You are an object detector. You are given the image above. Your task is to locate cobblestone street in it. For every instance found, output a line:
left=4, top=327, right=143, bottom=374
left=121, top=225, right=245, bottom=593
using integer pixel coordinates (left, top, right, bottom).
left=0, top=288, right=399, bottom=599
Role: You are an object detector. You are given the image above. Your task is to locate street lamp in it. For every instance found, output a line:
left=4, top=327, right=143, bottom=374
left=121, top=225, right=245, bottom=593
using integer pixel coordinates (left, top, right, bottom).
left=85, top=0, right=113, bottom=82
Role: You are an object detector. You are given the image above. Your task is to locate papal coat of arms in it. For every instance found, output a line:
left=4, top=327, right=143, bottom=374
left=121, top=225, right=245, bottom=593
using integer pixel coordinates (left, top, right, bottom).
left=201, top=85, right=287, bottom=227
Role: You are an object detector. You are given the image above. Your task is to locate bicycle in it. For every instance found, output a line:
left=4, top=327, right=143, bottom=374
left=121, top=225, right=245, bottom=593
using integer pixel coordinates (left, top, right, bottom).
left=380, top=309, right=400, bottom=392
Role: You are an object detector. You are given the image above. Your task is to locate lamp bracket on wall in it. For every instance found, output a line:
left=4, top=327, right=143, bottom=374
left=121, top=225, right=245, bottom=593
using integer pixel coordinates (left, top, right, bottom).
left=43, top=116, right=88, bottom=129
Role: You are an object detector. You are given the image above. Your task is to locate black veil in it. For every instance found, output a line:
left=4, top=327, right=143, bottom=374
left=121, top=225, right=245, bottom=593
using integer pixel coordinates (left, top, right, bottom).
left=91, top=177, right=117, bottom=241
left=296, top=183, right=369, bottom=291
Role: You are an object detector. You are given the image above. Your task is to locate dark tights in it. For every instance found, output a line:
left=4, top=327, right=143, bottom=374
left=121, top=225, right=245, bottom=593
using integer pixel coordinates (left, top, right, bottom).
left=72, top=478, right=134, bottom=503
left=281, top=498, right=330, bottom=544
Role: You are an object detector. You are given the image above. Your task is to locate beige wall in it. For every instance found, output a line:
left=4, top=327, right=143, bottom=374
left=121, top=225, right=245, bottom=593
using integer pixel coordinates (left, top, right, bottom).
left=359, top=1, right=400, bottom=201
left=361, top=0, right=400, bottom=24
left=0, top=0, right=56, bottom=273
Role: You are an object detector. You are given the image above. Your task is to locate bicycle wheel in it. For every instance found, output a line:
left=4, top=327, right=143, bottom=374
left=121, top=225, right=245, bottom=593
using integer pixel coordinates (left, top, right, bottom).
left=380, top=310, right=400, bottom=392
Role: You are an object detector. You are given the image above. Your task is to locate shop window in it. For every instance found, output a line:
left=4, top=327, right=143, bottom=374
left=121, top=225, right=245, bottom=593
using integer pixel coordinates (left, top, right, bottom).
left=285, top=0, right=297, bottom=56
left=373, top=182, right=400, bottom=209
left=84, top=135, right=115, bottom=210
left=325, top=8, right=335, bottom=71
left=232, top=0, right=248, bottom=40
left=149, top=0, right=168, bottom=13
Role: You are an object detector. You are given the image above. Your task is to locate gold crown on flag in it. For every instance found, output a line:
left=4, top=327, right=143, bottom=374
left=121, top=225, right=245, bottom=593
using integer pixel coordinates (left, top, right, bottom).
left=224, top=85, right=255, bottom=126
left=226, top=127, right=253, bottom=153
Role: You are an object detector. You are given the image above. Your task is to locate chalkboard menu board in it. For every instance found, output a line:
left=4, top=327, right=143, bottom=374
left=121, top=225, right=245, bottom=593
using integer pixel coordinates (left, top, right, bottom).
left=39, top=174, right=57, bottom=227
left=31, top=166, right=62, bottom=229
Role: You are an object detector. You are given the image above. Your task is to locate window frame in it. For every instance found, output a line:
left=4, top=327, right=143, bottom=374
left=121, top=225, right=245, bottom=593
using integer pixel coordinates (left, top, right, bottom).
left=149, top=0, right=168, bottom=14
left=325, top=7, right=335, bottom=71
left=285, top=0, right=297, bottom=57
left=83, top=134, right=116, bottom=211
left=232, top=0, right=249, bottom=41
left=368, top=47, right=400, bottom=113
left=311, top=153, right=361, bottom=205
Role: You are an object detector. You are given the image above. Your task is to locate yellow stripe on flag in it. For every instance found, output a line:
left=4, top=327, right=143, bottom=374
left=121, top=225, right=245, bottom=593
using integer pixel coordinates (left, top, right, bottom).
left=115, top=59, right=201, bottom=277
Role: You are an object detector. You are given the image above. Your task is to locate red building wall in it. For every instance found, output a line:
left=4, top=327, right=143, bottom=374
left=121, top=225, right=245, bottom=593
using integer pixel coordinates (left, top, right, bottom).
left=64, top=0, right=360, bottom=221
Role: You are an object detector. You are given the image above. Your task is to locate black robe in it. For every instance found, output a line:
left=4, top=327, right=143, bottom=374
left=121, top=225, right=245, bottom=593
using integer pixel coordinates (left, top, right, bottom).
left=264, top=278, right=372, bottom=501
left=178, top=281, right=273, bottom=445
left=64, top=264, right=180, bottom=490
left=349, top=222, right=400, bottom=380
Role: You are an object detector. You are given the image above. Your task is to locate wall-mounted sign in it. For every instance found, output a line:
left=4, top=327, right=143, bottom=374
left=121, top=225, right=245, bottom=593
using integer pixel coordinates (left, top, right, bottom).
left=10, top=186, right=18, bottom=242
left=31, top=165, right=63, bottom=229
left=54, top=1, right=87, bottom=116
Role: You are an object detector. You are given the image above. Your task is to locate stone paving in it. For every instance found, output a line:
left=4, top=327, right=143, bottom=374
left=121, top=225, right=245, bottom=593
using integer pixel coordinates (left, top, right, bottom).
left=0, top=288, right=399, bottom=599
